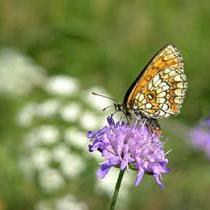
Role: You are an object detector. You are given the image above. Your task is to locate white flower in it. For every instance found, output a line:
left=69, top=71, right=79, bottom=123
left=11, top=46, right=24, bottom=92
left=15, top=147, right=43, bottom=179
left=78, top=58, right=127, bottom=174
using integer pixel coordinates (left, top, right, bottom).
left=60, top=153, right=85, bottom=178
left=16, top=102, right=37, bottom=127
left=19, top=157, right=35, bottom=179
left=0, top=48, right=46, bottom=96
left=36, top=125, right=60, bottom=145
left=31, top=148, right=52, bottom=170
left=79, top=111, right=102, bottom=130
left=36, top=99, right=61, bottom=118
left=64, top=128, right=87, bottom=150
left=24, top=125, right=59, bottom=149
left=60, top=102, right=81, bottom=122
left=55, top=195, right=88, bottom=210
left=52, top=144, right=71, bottom=162
left=35, top=201, right=51, bottom=210
left=36, top=196, right=88, bottom=210
left=39, top=168, right=64, bottom=192
left=24, top=131, right=42, bottom=149
left=45, top=75, right=79, bottom=96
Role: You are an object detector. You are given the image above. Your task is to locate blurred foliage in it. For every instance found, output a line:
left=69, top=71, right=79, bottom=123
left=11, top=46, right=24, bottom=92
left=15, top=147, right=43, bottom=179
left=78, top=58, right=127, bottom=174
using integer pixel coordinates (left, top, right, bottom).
left=0, top=0, right=210, bottom=210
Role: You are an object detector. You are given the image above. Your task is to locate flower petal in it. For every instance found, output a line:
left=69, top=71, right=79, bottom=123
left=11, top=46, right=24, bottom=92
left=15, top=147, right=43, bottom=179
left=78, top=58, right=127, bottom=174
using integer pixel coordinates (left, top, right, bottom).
left=135, top=168, right=145, bottom=186
left=153, top=174, right=164, bottom=189
left=107, top=116, right=115, bottom=127
left=97, top=162, right=112, bottom=178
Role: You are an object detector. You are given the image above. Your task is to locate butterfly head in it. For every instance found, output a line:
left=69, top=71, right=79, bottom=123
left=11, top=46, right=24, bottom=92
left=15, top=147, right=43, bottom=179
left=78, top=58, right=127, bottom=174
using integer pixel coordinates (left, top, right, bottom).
left=112, top=103, right=132, bottom=118
left=113, top=103, right=123, bottom=112
left=103, top=103, right=124, bottom=113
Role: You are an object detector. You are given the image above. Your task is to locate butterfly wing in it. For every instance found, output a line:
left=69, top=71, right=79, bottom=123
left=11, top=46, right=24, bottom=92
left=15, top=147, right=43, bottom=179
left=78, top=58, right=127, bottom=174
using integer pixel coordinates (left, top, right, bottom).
left=123, top=44, right=187, bottom=119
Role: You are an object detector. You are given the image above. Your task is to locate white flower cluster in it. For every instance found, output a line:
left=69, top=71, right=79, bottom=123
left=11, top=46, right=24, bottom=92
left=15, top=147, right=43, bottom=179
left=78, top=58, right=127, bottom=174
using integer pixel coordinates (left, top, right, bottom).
left=0, top=48, right=46, bottom=96
left=17, top=73, right=131, bottom=209
left=36, top=195, right=88, bottom=210
left=18, top=75, right=105, bottom=193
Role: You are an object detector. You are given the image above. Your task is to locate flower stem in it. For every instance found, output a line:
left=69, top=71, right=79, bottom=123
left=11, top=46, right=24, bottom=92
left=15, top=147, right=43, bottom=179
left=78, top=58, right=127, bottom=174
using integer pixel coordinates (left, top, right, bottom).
left=109, top=170, right=125, bottom=210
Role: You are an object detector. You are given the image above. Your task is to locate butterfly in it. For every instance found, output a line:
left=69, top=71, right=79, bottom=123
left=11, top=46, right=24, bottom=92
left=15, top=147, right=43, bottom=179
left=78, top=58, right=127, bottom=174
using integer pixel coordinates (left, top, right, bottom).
left=114, top=44, right=188, bottom=136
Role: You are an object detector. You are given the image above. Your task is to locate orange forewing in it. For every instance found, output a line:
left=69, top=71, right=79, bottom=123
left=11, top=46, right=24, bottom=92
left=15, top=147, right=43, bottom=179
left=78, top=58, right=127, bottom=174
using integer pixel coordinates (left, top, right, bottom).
left=124, top=44, right=187, bottom=119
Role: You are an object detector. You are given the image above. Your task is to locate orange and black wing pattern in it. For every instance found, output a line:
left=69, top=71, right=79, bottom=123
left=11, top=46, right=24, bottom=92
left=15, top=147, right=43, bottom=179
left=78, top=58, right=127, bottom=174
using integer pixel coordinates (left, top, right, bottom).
left=123, top=44, right=187, bottom=119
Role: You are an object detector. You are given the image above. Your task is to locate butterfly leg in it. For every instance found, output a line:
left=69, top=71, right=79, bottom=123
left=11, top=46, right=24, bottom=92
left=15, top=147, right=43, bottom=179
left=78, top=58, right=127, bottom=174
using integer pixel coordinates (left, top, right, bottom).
left=146, top=118, right=162, bottom=137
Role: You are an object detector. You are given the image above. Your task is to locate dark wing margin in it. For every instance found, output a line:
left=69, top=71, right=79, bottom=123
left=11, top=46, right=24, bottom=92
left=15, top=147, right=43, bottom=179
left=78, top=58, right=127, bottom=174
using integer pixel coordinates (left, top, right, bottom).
left=123, top=44, right=172, bottom=106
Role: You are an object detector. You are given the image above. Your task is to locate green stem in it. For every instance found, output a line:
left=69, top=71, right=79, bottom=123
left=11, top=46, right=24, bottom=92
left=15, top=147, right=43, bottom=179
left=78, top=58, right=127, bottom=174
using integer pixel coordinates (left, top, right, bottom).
left=109, top=170, right=125, bottom=210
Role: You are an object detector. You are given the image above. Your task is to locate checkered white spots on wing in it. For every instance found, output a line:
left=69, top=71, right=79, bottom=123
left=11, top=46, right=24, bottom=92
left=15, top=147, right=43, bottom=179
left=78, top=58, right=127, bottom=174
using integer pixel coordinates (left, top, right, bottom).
left=182, top=88, right=187, bottom=95
left=145, top=103, right=152, bottom=109
left=161, top=104, right=169, bottom=111
left=181, top=74, right=187, bottom=80
left=159, top=81, right=168, bottom=88
left=142, top=98, right=147, bottom=104
left=164, top=68, right=170, bottom=74
left=169, top=70, right=177, bottom=77
left=174, top=74, right=183, bottom=82
left=147, top=81, right=153, bottom=90
left=177, top=82, right=185, bottom=88
left=153, top=74, right=160, bottom=83
left=159, top=110, right=166, bottom=117
left=167, top=44, right=177, bottom=53
left=136, top=93, right=144, bottom=102
left=156, top=88, right=163, bottom=94
left=162, top=83, right=170, bottom=90
left=164, top=53, right=175, bottom=60
left=157, top=91, right=166, bottom=98
left=184, top=82, right=188, bottom=89
left=174, top=89, right=183, bottom=96
left=157, top=97, right=166, bottom=104
left=152, top=74, right=162, bottom=87
left=178, top=96, right=185, bottom=103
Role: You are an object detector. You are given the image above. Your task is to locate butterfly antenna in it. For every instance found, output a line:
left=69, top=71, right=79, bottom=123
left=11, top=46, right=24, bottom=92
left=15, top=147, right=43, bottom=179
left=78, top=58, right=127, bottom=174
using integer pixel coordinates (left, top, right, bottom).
left=102, top=104, right=114, bottom=112
left=91, top=92, right=118, bottom=103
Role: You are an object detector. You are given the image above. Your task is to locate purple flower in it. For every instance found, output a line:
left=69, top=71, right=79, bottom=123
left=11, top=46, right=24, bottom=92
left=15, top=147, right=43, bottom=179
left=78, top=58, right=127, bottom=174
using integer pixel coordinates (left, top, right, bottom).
left=190, top=118, right=210, bottom=159
left=87, top=116, right=169, bottom=188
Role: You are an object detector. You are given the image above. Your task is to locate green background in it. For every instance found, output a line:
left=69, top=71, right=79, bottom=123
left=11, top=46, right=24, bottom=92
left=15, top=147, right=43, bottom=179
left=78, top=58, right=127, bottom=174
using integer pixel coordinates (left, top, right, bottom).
left=0, top=1, right=210, bottom=210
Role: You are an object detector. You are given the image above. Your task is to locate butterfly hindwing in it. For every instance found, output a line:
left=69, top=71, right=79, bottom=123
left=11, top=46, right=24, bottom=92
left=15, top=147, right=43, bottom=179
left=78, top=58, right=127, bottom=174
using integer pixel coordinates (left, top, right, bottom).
left=124, top=44, right=187, bottom=119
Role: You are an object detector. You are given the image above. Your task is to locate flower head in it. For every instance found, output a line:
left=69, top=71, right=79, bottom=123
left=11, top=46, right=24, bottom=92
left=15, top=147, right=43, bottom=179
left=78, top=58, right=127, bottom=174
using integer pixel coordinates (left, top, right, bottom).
left=87, top=116, right=169, bottom=188
left=190, top=118, right=210, bottom=159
